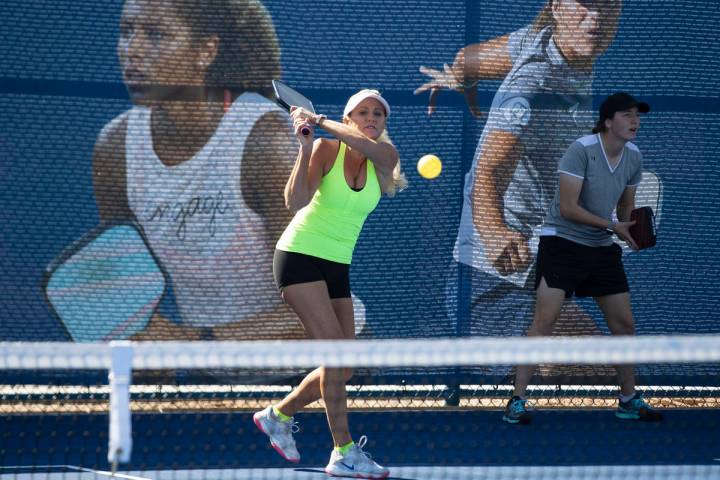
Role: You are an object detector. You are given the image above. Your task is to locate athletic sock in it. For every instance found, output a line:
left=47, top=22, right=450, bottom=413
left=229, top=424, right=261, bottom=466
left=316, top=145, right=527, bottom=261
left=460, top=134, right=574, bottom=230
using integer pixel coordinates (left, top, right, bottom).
left=335, top=440, right=355, bottom=455
left=272, top=406, right=292, bottom=422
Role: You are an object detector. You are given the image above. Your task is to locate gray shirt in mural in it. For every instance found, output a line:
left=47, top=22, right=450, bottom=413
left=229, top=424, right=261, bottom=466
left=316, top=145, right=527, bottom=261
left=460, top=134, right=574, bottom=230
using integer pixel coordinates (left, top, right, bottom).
left=454, top=24, right=595, bottom=286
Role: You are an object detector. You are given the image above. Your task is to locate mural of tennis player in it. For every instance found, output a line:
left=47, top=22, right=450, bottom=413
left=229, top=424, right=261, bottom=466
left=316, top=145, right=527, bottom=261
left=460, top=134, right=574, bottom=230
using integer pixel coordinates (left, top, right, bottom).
left=417, top=0, right=661, bottom=379
left=91, top=0, right=320, bottom=340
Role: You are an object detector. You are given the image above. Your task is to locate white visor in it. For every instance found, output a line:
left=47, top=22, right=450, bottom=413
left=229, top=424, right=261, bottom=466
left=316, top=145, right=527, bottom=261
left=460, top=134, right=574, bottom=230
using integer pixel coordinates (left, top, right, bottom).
left=343, top=89, right=391, bottom=118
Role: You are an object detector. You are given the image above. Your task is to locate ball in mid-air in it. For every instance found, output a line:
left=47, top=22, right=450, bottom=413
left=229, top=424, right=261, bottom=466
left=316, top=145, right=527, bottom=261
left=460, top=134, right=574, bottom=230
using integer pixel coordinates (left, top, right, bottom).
left=417, top=154, right=442, bottom=179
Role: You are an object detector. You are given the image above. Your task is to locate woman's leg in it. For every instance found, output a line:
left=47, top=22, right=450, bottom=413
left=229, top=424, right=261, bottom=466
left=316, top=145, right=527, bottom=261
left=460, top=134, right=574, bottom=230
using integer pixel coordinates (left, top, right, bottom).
left=594, top=292, right=636, bottom=396
left=275, top=281, right=354, bottom=447
left=512, top=277, right=566, bottom=397
left=538, top=300, right=617, bottom=378
left=275, top=296, right=355, bottom=416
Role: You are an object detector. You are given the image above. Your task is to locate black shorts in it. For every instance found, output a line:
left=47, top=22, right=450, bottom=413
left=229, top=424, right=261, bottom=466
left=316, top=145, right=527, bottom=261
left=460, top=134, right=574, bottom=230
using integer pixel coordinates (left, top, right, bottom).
left=273, top=249, right=351, bottom=299
left=534, top=236, right=629, bottom=298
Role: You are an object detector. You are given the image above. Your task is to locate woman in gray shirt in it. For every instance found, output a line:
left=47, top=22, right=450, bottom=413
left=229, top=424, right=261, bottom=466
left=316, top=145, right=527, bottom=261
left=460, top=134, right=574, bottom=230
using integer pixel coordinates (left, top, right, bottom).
left=504, top=92, right=663, bottom=424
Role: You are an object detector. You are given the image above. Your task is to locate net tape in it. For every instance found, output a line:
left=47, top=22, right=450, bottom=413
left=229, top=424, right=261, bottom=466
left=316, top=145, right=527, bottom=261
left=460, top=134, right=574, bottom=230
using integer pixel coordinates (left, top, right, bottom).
left=1, top=335, right=719, bottom=370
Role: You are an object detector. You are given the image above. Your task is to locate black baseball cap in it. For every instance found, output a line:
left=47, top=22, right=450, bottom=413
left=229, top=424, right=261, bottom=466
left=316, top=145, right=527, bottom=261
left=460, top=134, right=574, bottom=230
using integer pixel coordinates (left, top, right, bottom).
left=599, top=92, right=650, bottom=122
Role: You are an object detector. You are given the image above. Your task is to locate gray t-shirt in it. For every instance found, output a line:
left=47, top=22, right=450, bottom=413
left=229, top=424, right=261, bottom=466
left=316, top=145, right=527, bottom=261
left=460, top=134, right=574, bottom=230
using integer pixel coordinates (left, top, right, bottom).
left=454, top=25, right=594, bottom=285
left=543, top=134, right=643, bottom=247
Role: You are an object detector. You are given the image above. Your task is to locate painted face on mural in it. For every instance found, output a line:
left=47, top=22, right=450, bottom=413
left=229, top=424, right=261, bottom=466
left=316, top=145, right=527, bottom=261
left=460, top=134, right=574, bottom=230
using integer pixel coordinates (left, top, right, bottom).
left=553, top=0, right=622, bottom=62
left=117, top=0, right=209, bottom=105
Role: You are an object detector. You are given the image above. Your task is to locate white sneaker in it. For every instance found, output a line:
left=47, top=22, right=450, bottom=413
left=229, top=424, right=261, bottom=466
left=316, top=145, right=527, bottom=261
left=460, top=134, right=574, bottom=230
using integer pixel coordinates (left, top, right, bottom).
left=253, top=406, right=300, bottom=463
left=324, top=436, right=389, bottom=479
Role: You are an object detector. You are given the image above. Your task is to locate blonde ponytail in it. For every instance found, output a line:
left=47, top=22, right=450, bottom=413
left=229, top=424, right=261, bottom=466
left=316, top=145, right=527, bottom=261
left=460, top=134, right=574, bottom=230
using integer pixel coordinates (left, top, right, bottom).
left=377, top=130, right=407, bottom=197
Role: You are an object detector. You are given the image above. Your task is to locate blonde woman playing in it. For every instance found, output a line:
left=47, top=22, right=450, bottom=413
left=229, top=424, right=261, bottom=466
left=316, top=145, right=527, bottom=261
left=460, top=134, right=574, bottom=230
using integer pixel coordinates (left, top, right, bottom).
left=254, top=89, right=405, bottom=479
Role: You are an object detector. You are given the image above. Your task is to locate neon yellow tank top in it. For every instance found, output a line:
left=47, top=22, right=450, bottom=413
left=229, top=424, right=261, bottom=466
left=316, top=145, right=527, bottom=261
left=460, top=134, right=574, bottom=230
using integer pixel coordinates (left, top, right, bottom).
left=276, top=142, right=382, bottom=264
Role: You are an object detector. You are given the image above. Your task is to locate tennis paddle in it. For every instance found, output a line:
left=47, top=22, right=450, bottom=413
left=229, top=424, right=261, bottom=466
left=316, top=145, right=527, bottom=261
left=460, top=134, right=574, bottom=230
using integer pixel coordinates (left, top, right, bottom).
left=629, top=206, right=657, bottom=250
left=627, top=170, right=662, bottom=250
left=43, top=222, right=167, bottom=342
left=272, top=79, right=315, bottom=135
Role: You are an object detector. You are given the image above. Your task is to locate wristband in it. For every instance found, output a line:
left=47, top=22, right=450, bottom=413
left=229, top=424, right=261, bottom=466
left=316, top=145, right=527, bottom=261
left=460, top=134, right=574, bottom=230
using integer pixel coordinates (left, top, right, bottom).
left=315, top=114, right=327, bottom=126
left=606, top=220, right=616, bottom=234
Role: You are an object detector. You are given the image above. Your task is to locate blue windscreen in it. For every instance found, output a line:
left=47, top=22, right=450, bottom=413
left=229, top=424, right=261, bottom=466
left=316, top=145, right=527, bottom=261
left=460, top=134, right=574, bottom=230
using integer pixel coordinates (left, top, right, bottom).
left=2, top=0, right=719, bottom=386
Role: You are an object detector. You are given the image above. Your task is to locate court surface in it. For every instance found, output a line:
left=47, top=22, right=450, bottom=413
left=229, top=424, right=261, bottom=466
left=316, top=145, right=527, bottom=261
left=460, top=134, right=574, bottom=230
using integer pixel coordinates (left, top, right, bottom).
left=3, top=465, right=720, bottom=480
left=2, top=410, right=719, bottom=479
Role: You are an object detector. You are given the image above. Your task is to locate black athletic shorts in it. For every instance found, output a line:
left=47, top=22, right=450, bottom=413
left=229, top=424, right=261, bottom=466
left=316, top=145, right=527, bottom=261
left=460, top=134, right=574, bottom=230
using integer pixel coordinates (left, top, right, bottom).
left=273, top=249, right=351, bottom=299
left=534, top=236, right=629, bottom=298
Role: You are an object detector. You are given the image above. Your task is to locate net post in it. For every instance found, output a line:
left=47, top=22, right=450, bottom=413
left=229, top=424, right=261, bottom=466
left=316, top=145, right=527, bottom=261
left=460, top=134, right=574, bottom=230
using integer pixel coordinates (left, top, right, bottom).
left=108, top=341, right=134, bottom=467
left=444, top=382, right=462, bottom=407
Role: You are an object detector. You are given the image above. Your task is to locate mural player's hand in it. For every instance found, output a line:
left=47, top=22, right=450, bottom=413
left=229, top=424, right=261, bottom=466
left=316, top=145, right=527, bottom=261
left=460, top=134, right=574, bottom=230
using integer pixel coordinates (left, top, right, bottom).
left=483, top=228, right=532, bottom=276
left=415, top=64, right=482, bottom=117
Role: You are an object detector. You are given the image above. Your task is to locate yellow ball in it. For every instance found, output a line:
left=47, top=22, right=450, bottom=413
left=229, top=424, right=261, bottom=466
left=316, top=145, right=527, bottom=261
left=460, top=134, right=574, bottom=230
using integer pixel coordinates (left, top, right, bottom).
left=417, top=154, right=442, bottom=179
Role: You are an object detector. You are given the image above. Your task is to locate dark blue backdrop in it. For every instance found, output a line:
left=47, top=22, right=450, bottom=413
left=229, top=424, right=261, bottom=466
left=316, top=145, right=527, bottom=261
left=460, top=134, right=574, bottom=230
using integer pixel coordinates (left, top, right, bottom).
left=2, top=1, right=719, bottom=384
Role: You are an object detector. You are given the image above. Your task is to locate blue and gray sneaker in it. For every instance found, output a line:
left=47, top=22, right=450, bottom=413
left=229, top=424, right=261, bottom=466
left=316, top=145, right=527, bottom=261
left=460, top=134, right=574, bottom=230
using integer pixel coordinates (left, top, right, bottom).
left=616, top=393, right=663, bottom=421
left=503, top=396, right=532, bottom=424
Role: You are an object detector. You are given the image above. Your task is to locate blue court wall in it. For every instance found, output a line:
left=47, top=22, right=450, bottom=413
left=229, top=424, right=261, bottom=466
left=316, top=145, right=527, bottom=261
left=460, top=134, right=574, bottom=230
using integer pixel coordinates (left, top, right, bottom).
left=2, top=1, right=719, bottom=383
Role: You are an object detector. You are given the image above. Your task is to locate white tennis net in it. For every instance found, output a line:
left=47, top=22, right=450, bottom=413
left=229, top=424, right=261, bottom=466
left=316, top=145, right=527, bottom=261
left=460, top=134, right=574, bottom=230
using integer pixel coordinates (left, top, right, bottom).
left=1, top=335, right=719, bottom=480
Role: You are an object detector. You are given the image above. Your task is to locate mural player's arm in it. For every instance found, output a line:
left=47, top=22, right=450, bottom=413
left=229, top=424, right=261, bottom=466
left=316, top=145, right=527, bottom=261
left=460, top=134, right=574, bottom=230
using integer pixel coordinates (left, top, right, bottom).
left=240, top=110, right=297, bottom=242
left=471, top=129, right=532, bottom=276
left=92, top=113, right=133, bottom=221
left=416, top=34, right=513, bottom=116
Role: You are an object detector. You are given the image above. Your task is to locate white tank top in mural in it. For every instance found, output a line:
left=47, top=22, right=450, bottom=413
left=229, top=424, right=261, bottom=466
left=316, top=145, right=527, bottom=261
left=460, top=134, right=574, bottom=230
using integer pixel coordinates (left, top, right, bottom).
left=126, top=92, right=284, bottom=327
